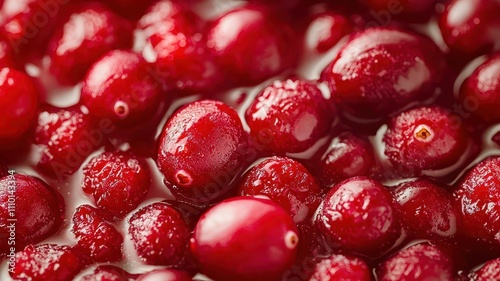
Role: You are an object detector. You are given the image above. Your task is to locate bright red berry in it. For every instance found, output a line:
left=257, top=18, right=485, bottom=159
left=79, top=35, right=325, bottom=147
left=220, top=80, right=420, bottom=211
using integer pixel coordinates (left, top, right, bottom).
left=473, top=258, right=500, bottom=281
left=309, top=254, right=372, bottom=281
left=304, top=11, right=352, bottom=53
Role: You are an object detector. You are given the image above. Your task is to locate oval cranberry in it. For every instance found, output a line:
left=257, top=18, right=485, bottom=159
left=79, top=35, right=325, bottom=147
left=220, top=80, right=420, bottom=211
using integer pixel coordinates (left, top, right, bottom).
left=137, top=269, right=192, bottom=281
left=309, top=254, right=372, bottom=281
left=304, top=11, right=352, bottom=53
left=190, top=197, right=299, bottom=281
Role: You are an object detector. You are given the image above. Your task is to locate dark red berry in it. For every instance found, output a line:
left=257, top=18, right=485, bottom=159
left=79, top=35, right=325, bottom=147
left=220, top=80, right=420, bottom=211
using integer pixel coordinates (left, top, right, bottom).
left=80, top=265, right=132, bottom=281
left=245, top=79, right=335, bottom=154
left=137, top=269, right=193, bottom=281
left=309, top=254, right=372, bottom=281
left=47, top=2, right=133, bottom=85
left=322, top=27, right=445, bottom=119
left=82, top=151, right=151, bottom=220
left=0, top=174, right=64, bottom=258
left=11, top=244, right=82, bottom=281
left=315, top=176, right=401, bottom=257
left=238, top=156, right=323, bottom=223
left=157, top=100, right=248, bottom=204
left=304, top=11, right=352, bottom=53
left=190, top=197, right=299, bottom=281
left=473, top=258, right=500, bottom=281
left=129, top=202, right=190, bottom=266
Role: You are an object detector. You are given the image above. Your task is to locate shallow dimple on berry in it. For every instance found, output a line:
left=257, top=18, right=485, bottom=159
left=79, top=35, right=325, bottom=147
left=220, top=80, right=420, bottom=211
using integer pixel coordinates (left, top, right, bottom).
left=414, top=125, right=434, bottom=142
left=175, top=170, right=193, bottom=186
left=114, top=101, right=129, bottom=118
left=285, top=230, right=299, bottom=249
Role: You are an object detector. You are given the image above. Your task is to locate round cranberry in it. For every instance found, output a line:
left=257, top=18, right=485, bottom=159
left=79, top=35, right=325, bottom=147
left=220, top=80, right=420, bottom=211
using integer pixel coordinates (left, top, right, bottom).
left=473, top=258, right=500, bottom=281
left=454, top=156, right=500, bottom=247
left=459, top=53, right=500, bottom=121
left=206, top=5, right=298, bottom=85
left=439, top=0, right=500, bottom=56
left=0, top=174, right=64, bottom=258
left=321, top=27, right=445, bottom=119
left=47, top=2, right=133, bottom=85
left=315, top=176, right=401, bottom=256
left=0, top=68, right=38, bottom=149
left=377, top=243, right=454, bottom=281
left=81, top=266, right=132, bottom=281
left=82, top=151, right=151, bottom=220
left=238, top=156, right=323, bottom=223
left=245, top=79, right=335, bottom=154
left=157, top=100, right=248, bottom=204
left=304, top=11, right=352, bottom=53
left=137, top=269, right=192, bottom=281
left=309, top=254, right=372, bottom=281
left=190, top=197, right=299, bottom=281
left=383, top=106, right=469, bottom=174
left=80, top=50, right=163, bottom=132
left=392, top=179, right=459, bottom=239
left=129, top=202, right=190, bottom=266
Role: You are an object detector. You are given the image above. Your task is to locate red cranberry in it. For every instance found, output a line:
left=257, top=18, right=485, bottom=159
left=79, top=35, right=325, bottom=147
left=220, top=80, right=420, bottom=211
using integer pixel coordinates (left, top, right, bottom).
left=383, top=106, right=469, bottom=174
left=72, top=204, right=123, bottom=263
left=190, top=197, right=299, bottom=281
left=11, top=244, right=82, bottom=281
left=137, top=269, right=193, bottom=281
left=321, top=27, right=445, bottom=119
left=473, top=258, right=500, bottom=281
left=309, top=254, right=372, bottom=281
left=245, top=79, right=335, bottom=154
left=453, top=156, right=500, bottom=248
left=238, top=156, right=323, bottom=223
left=157, top=100, right=248, bottom=204
left=315, top=176, right=401, bottom=257
left=377, top=243, right=454, bottom=281
left=0, top=68, right=39, bottom=149
left=82, top=151, right=151, bottom=220
left=81, top=265, right=133, bottom=281
left=129, top=202, right=190, bottom=266
left=80, top=50, right=163, bottom=133
left=304, top=11, right=352, bottom=53
left=439, top=0, right=500, bottom=57
left=312, top=132, right=375, bottom=187
left=47, top=2, right=133, bottom=85
left=459, top=53, right=500, bottom=122
left=392, top=179, right=459, bottom=239
left=206, top=5, right=298, bottom=85
left=0, top=174, right=64, bottom=258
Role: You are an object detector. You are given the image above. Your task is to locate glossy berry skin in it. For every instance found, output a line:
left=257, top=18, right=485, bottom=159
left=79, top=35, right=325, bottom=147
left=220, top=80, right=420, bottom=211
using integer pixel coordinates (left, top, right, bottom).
left=0, top=68, right=39, bottom=149
left=439, top=0, right=500, bottom=57
left=304, top=12, right=352, bottom=53
left=72, top=205, right=123, bottom=263
left=80, top=50, right=163, bottom=132
left=47, top=2, right=133, bottom=85
left=392, top=179, right=459, bottom=239
left=459, top=53, right=500, bottom=121
left=238, top=156, right=323, bottom=223
left=206, top=5, right=298, bottom=86
left=0, top=174, right=64, bottom=258
left=82, top=151, right=151, bottom=220
left=157, top=100, right=248, bottom=204
left=454, top=157, right=500, bottom=248
left=473, top=258, right=500, bottom=281
left=245, top=79, right=334, bottom=154
left=322, top=27, right=445, bottom=119
left=137, top=269, right=193, bottom=281
left=190, top=197, right=299, bottom=281
left=309, top=254, right=372, bottom=281
left=315, top=176, right=401, bottom=257
left=129, top=202, right=190, bottom=266
left=383, top=106, right=468, bottom=174
left=11, top=244, right=82, bottom=281
left=312, top=132, right=375, bottom=187
left=377, top=243, right=454, bottom=281
left=80, top=266, right=133, bottom=281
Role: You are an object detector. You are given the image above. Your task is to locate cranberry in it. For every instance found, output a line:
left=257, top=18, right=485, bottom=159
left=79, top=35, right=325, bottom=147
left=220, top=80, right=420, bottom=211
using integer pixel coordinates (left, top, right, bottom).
left=383, top=106, right=469, bottom=175
left=157, top=100, right=248, bottom=204
left=238, top=156, right=323, bottom=223
left=309, top=254, right=372, bottom=281
left=81, top=265, right=133, bottom=281
left=128, top=202, right=190, bottom=266
left=80, top=50, right=163, bottom=134
left=304, top=11, right=352, bottom=53
left=377, top=243, right=454, bottom=281
left=190, top=197, right=299, bottom=281
left=439, top=0, right=500, bottom=57
left=11, top=244, right=82, bottom=281
left=0, top=174, right=64, bottom=258
left=0, top=67, right=39, bottom=149
left=453, top=156, right=500, bottom=248
left=206, top=5, right=298, bottom=85
left=312, top=132, right=375, bottom=187
left=82, top=151, right=151, bottom=220
left=315, top=176, right=401, bottom=257
left=321, top=27, right=445, bottom=119
left=473, top=258, right=500, bottom=281
left=47, top=2, right=133, bottom=85
left=245, top=79, right=335, bottom=154
left=71, top=204, right=123, bottom=263
left=137, top=269, right=193, bottom=281
left=459, top=53, right=500, bottom=122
